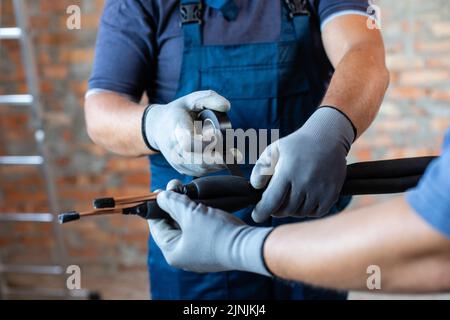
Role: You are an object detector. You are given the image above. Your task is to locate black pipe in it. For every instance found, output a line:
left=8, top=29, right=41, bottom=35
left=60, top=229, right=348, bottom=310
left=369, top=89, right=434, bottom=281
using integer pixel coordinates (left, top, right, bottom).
left=346, top=156, right=435, bottom=179
left=143, top=156, right=437, bottom=220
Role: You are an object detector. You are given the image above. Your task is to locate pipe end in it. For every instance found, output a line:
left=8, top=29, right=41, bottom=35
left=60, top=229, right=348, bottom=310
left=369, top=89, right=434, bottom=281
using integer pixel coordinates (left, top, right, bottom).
left=58, top=211, right=80, bottom=224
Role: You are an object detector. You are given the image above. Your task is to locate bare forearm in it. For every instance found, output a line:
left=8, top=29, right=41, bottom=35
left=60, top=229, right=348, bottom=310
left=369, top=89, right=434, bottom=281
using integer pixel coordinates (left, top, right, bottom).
left=321, top=15, right=389, bottom=138
left=264, top=197, right=450, bottom=292
left=84, top=92, right=155, bottom=156
left=322, top=43, right=388, bottom=137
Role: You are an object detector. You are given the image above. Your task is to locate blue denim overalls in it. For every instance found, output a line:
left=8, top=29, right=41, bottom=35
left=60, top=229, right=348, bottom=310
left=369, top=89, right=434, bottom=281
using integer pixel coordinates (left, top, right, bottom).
left=148, top=0, right=349, bottom=300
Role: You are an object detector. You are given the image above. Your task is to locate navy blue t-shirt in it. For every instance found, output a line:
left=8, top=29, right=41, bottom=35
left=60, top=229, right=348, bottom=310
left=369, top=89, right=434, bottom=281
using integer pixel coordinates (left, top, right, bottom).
left=407, top=128, right=450, bottom=239
left=88, top=0, right=370, bottom=103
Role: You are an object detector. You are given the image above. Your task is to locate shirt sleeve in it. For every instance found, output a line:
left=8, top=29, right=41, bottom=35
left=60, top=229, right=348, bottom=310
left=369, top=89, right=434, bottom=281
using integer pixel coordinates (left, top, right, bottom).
left=315, top=0, right=371, bottom=30
left=88, top=0, right=156, bottom=101
left=406, top=129, right=450, bottom=239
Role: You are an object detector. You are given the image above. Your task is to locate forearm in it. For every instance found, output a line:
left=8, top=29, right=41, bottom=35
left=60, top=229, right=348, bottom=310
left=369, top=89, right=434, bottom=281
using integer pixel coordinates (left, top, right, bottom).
left=321, top=43, right=389, bottom=137
left=84, top=92, right=155, bottom=156
left=264, top=197, right=450, bottom=292
left=321, top=15, right=389, bottom=138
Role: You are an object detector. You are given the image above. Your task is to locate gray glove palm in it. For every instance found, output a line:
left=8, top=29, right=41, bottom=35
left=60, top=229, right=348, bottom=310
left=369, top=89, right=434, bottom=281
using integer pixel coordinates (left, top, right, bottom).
left=148, top=187, right=273, bottom=276
left=144, top=90, right=230, bottom=176
left=250, top=107, right=355, bottom=222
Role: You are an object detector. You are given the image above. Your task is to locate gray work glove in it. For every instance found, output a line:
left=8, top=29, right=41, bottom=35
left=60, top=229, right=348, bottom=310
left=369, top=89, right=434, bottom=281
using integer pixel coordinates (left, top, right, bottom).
left=147, top=180, right=273, bottom=276
left=250, top=107, right=356, bottom=222
left=143, top=90, right=230, bottom=176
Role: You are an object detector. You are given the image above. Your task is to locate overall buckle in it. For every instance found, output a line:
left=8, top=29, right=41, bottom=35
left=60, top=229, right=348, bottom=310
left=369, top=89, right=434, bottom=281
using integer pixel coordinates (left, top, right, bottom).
left=180, top=3, right=203, bottom=25
left=285, top=0, right=309, bottom=19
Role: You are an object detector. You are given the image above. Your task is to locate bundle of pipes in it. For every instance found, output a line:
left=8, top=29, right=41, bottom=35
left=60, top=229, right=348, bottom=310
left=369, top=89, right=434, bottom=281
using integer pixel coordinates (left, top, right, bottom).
left=58, top=155, right=436, bottom=224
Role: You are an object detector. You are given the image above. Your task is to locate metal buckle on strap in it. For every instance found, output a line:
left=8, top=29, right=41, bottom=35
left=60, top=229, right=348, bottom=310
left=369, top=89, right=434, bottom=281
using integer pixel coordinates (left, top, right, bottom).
left=180, top=3, right=203, bottom=25
left=284, top=0, right=309, bottom=19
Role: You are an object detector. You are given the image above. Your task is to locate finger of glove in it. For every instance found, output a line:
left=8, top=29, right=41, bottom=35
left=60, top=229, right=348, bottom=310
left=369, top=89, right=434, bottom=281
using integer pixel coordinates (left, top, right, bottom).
left=156, top=191, right=197, bottom=226
left=166, top=179, right=183, bottom=192
left=172, top=120, right=224, bottom=162
left=192, top=90, right=231, bottom=112
left=148, top=218, right=181, bottom=250
left=175, top=90, right=230, bottom=112
left=177, top=146, right=225, bottom=169
left=274, top=189, right=305, bottom=218
left=252, top=174, right=290, bottom=223
left=297, top=193, right=321, bottom=217
left=174, top=93, right=229, bottom=151
left=163, top=143, right=204, bottom=176
left=170, top=129, right=226, bottom=176
left=315, top=192, right=340, bottom=217
left=250, top=143, right=280, bottom=190
left=173, top=112, right=198, bottom=153
left=168, top=153, right=220, bottom=177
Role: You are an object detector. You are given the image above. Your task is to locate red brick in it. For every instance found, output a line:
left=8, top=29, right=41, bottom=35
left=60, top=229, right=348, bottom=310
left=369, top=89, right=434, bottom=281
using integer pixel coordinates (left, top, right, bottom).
left=29, top=16, right=51, bottom=29
left=106, top=157, right=150, bottom=172
left=40, top=0, right=76, bottom=13
left=430, top=21, right=450, bottom=37
left=43, top=65, right=68, bottom=79
left=390, top=87, right=428, bottom=100
left=415, top=40, right=450, bottom=53
left=82, top=14, right=102, bottom=29
left=123, top=172, right=151, bottom=186
left=430, top=90, right=450, bottom=102
left=426, top=56, right=450, bottom=68
left=37, top=33, right=76, bottom=45
left=399, top=69, right=450, bottom=85
left=70, top=48, right=95, bottom=63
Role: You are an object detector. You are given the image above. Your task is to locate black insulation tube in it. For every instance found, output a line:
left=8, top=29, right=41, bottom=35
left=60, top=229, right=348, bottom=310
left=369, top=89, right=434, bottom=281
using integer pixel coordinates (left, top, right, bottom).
left=143, top=155, right=437, bottom=220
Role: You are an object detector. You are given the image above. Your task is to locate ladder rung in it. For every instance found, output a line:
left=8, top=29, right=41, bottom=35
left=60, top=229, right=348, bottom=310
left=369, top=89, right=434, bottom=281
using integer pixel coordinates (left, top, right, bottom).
left=0, top=213, right=53, bottom=222
left=0, top=27, right=22, bottom=39
left=0, top=94, right=33, bottom=105
left=0, top=156, right=43, bottom=165
left=0, top=264, right=63, bottom=275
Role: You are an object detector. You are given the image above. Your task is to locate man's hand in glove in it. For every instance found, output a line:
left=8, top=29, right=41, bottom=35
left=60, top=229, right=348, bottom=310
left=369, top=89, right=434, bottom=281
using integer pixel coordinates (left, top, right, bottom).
left=250, top=107, right=356, bottom=222
left=143, top=90, right=230, bottom=176
left=148, top=180, right=273, bottom=276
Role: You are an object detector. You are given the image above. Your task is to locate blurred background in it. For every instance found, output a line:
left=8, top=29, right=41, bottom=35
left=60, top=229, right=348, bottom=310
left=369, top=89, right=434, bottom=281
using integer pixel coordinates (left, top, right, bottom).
left=0, top=0, right=449, bottom=299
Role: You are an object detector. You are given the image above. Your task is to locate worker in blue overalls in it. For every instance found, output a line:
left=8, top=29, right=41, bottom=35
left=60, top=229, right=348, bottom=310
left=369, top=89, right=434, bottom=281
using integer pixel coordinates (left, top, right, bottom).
left=85, top=0, right=389, bottom=299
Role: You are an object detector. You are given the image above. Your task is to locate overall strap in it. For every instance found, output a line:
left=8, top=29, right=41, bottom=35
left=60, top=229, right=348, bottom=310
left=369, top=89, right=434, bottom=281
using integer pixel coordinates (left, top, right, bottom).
left=284, top=0, right=311, bottom=40
left=283, top=0, right=324, bottom=104
left=180, top=0, right=238, bottom=47
left=180, top=0, right=203, bottom=46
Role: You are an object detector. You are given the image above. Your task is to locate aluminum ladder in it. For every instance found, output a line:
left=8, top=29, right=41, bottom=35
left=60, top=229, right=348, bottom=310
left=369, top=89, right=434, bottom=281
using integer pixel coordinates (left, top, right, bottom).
left=0, top=0, right=93, bottom=299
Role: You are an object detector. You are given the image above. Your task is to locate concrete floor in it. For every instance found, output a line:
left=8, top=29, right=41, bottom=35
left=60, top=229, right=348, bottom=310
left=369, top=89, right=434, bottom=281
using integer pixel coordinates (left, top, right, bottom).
left=349, top=292, right=450, bottom=300
left=83, top=271, right=450, bottom=300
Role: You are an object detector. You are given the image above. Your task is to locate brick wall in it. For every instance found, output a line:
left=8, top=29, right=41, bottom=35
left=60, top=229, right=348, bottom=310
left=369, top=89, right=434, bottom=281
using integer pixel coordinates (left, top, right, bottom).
left=0, top=0, right=449, bottom=299
left=0, top=0, right=150, bottom=299
left=349, top=0, right=450, bottom=209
